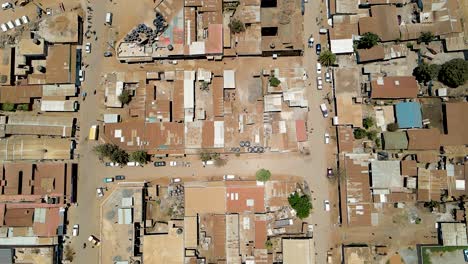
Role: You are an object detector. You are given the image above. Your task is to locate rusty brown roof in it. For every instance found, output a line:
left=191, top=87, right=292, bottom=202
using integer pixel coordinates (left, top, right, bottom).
left=4, top=208, right=33, bottom=227
left=173, top=80, right=184, bottom=122
left=357, top=46, right=385, bottom=63
left=441, top=102, right=468, bottom=146
left=371, top=76, right=419, bottom=99
left=45, top=45, right=73, bottom=84
left=0, top=85, right=42, bottom=103
left=407, top=128, right=441, bottom=150
left=401, top=160, right=417, bottom=176
left=358, top=5, right=400, bottom=41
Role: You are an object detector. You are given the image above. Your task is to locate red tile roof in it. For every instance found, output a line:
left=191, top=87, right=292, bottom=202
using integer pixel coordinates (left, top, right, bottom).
left=226, top=182, right=265, bottom=213
left=295, top=120, right=307, bottom=142
left=206, top=24, right=223, bottom=54
left=371, top=76, right=419, bottom=99
left=254, top=220, right=267, bottom=249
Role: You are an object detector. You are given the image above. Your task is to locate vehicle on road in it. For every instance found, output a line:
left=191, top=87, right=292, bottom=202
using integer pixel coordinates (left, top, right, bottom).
left=327, top=168, right=334, bottom=179
left=153, top=161, right=166, bottom=167
left=308, top=35, right=314, bottom=48
left=14, top=18, right=22, bottom=27
left=0, top=24, right=7, bottom=32
left=21, top=15, right=29, bottom=24
left=79, top=69, right=85, bottom=82
left=88, top=235, right=100, bottom=246
left=1, top=2, right=12, bottom=10
left=171, top=178, right=181, bottom=183
left=6, top=21, right=14, bottom=29
left=96, top=188, right=104, bottom=197
left=127, top=161, right=141, bottom=167
left=317, top=76, right=323, bottom=90
left=202, top=160, right=215, bottom=166
left=72, top=224, right=79, bottom=236
left=103, top=177, right=114, bottom=183
left=319, top=28, right=328, bottom=34
left=88, top=125, right=98, bottom=140
left=325, top=71, right=331, bottom=83
left=316, top=62, right=321, bottom=74
left=324, top=132, right=330, bottom=144
left=324, top=200, right=330, bottom=211
left=105, top=12, right=112, bottom=25
left=320, top=103, right=329, bottom=118
left=104, top=51, right=112, bottom=57
left=223, top=174, right=236, bottom=180
left=463, top=249, right=468, bottom=262
left=85, top=43, right=91, bottom=53
left=46, top=8, right=52, bottom=16
left=316, top=43, right=321, bottom=55
left=115, top=175, right=125, bottom=180
left=327, top=251, right=333, bottom=263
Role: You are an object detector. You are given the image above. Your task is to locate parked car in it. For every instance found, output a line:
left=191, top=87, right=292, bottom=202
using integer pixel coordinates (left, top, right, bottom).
left=153, top=161, right=166, bottom=167
left=316, top=62, right=322, bottom=74
left=21, top=15, right=29, bottom=24
left=316, top=43, right=322, bottom=55
left=104, top=51, right=112, bottom=57
left=6, top=21, right=14, bottom=29
left=324, top=200, right=330, bottom=211
left=325, top=71, right=331, bottom=83
left=104, top=162, right=111, bottom=167
left=109, top=162, right=119, bottom=167
left=46, top=8, right=52, bottom=15
left=127, top=161, right=140, bottom=167
left=96, top=188, right=104, bottom=197
left=324, top=132, right=330, bottom=144
left=79, top=70, right=85, bottom=82
left=317, top=76, right=323, bottom=90
left=0, top=24, right=7, bottom=32
left=88, top=235, right=100, bottom=246
left=1, top=2, right=12, bottom=10
left=169, top=161, right=177, bottom=167
left=103, top=177, right=114, bottom=183
left=320, top=103, right=329, bottom=118
left=85, top=43, right=91, bottom=53
left=223, top=174, right=236, bottom=180
left=202, top=160, right=215, bottom=166
left=308, top=35, right=314, bottom=48
left=115, top=175, right=125, bottom=180
left=327, top=168, right=334, bottom=178
left=14, top=18, right=22, bottom=27
left=72, top=224, right=79, bottom=236
left=463, top=249, right=468, bottom=262
left=171, top=178, right=181, bottom=183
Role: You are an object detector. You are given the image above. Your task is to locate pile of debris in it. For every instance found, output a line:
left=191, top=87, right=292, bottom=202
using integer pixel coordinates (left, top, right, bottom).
left=123, top=24, right=158, bottom=45
left=153, top=12, right=167, bottom=34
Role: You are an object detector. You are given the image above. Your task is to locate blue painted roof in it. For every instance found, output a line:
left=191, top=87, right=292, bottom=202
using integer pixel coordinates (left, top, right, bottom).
left=395, top=102, right=422, bottom=129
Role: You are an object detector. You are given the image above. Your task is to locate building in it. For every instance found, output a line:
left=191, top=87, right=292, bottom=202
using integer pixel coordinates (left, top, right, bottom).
left=282, top=238, right=315, bottom=264
left=0, top=137, right=72, bottom=160
left=441, top=102, right=468, bottom=146
left=382, top=132, right=408, bottom=150
left=395, top=102, right=422, bottom=129
left=440, top=223, right=468, bottom=246
left=3, top=115, right=74, bottom=137
left=371, top=160, right=403, bottom=190
left=370, top=76, right=419, bottom=99
left=407, top=128, right=440, bottom=150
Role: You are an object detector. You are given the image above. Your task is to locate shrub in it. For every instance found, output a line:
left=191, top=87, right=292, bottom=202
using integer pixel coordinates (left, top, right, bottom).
left=363, top=117, right=374, bottom=129
left=353, top=128, right=367, bottom=139
left=130, top=150, right=148, bottom=164
left=357, top=32, right=380, bottom=49
left=256, top=169, right=271, bottom=182
left=269, top=77, right=281, bottom=87
left=366, top=130, right=378, bottom=141
left=118, top=90, right=132, bottom=105
left=16, top=104, right=29, bottom=111
left=2, top=103, right=15, bottom=111
left=229, top=19, right=245, bottom=33
left=438, top=58, right=468, bottom=88
left=318, top=50, right=336, bottom=67
left=387, top=123, right=399, bottom=132
left=288, top=192, right=312, bottom=219
left=418, top=31, right=435, bottom=44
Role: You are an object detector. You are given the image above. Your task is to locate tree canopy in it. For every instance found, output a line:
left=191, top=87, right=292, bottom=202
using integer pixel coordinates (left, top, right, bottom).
left=16, top=104, right=29, bottom=111
left=387, top=122, right=399, bottom=132
left=357, top=32, right=380, bottom=49
left=413, top=63, right=440, bottom=84
left=269, top=77, right=281, bottom=87
left=229, top=19, right=245, bottom=33
left=256, top=169, right=271, bottom=182
left=363, top=117, right=374, bottom=129
left=288, top=192, right=312, bottom=219
left=438, top=58, right=468, bottom=88
left=118, top=90, right=132, bottom=105
left=353, top=128, right=367, bottom=139
left=418, top=31, right=435, bottom=44
left=93, top=143, right=119, bottom=159
left=110, top=148, right=129, bottom=164
left=2, top=103, right=15, bottom=112
left=318, top=50, right=336, bottom=67
left=130, top=150, right=148, bottom=164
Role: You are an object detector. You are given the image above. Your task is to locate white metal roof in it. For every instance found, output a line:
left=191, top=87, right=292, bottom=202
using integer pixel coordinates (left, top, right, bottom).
left=214, top=121, right=224, bottom=148
left=330, top=39, right=354, bottom=54
left=40, top=100, right=76, bottom=112
left=118, top=208, right=133, bottom=225
left=223, top=70, right=236, bottom=89
left=189, top=41, right=205, bottom=55
left=103, top=114, right=119, bottom=123
left=371, top=160, right=403, bottom=189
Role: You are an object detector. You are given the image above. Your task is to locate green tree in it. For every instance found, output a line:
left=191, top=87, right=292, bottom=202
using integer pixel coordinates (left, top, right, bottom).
left=353, top=128, right=367, bottom=139
left=288, top=192, right=312, bottom=219
left=229, top=19, right=245, bottom=33
left=110, top=148, right=129, bottom=164
left=413, top=63, right=440, bottom=84
left=93, top=143, right=119, bottom=159
left=200, top=81, right=209, bottom=91
left=199, top=151, right=213, bottom=162
left=357, top=32, right=380, bottom=49
left=269, top=77, right=281, bottom=87
left=16, top=104, right=29, bottom=111
left=424, top=200, right=440, bottom=210
left=418, top=31, right=435, bottom=44
left=265, top=240, right=273, bottom=250
left=438, top=58, right=468, bottom=88
left=375, top=138, right=381, bottom=148
left=130, top=150, right=148, bottom=164
left=256, top=169, right=271, bottom=182
left=318, top=50, right=336, bottom=67
left=387, top=122, right=399, bottom=132
left=118, top=90, right=132, bottom=105
left=2, top=102, right=15, bottom=111
left=363, top=117, right=374, bottom=129
left=366, top=130, right=378, bottom=141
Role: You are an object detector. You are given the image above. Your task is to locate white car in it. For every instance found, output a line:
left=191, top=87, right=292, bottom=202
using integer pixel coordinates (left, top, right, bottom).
left=171, top=178, right=181, bottom=183
left=6, top=21, right=14, bottom=29
left=126, top=161, right=140, bottom=167
left=320, top=103, right=329, bottom=118
left=88, top=235, right=100, bottom=246
left=79, top=70, right=85, bottom=82
left=21, top=15, right=29, bottom=24
left=0, top=24, right=7, bottom=32
left=1, top=2, right=12, bottom=10
left=169, top=161, right=177, bottom=167
left=317, top=76, right=323, bottom=90
left=325, top=133, right=330, bottom=144
left=223, top=174, right=236, bottom=180
left=14, top=18, right=21, bottom=27
left=85, top=43, right=91, bottom=53
left=325, top=71, right=331, bottom=83
left=324, top=200, right=330, bottom=211
left=72, top=224, right=79, bottom=236
left=96, top=188, right=104, bottom=197
left=316, top=62, right=322, bottom=74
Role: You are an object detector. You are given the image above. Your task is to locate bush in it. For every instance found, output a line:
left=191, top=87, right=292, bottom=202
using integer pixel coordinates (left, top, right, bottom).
left=265, top=240, right=273, bottom=250
left=438, top=58, right=468, bottom=88
left=118, top=90, right=132, bottom=105
left=110, top=148, right=129, bottom=164
left=318, top=50, right=336, bottom=67
left=229, top=19, right=245, bottom=33
left=269, top=77, right=281, bottom=87
left=366, top=130, right=378, bottom=141
left=16, top=104, right=29, bottom=111
left=2, top=103, right=15, bottom=111
left=288, top=192, right=312, bottom=219
left=130, top=150, right=148, bottom=164
left=363, top=117, right=374, bottom=129
left=418, top=31, right=435, bottom=44
left=256, top=169, right=271, bottom=182
left=353, top=128, right=367, bottom=139
left=93, top=143, right=120, bottom=159
left=199, top=151, right=221, bottom=162
left=357, top=32, right=380, bottom=49
left=375, top=138, right=381, bottom=148
left=387, top=123, right=399, bottom=132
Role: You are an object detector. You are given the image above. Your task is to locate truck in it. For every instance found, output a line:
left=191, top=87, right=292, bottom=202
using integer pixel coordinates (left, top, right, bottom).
left=105, top=12, right=112, bottom=25
left=88, top=125, right=98, bottom=140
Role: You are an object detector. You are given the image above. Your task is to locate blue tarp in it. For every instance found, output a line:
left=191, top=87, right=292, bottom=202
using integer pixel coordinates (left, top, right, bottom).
left=395, top=102, right=422, bottom=129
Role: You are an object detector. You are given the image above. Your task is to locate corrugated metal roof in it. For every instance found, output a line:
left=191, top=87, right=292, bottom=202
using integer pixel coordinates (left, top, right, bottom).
left=0, top=248, right=12, bottom=264
left=395, top=102, right=422, bottom=129
left=223, top=70, right=235, bottom=89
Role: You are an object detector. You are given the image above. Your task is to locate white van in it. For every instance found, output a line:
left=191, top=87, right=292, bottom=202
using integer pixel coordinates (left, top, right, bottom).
left=0, top=24, right=7, bottom=32
left=105, top=12, right=112, bottom=25
left=320, top=103, right=329, bottom=118
left=324, top=200, right=330, bottom=211
left=127, top=161, right=141, bottom=167
left=223, top=174, right=236, bottom=180
left=21, top=15, right=29, bottom=24
left=6, top=21, right=14, bottom=29
left=316, top=62, right=322, bottom=74
left=14, top=18, right=22, bottom=27
left=79, top=70, right=85, bottom=82
left=202, top=160, right=215, bottom=166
